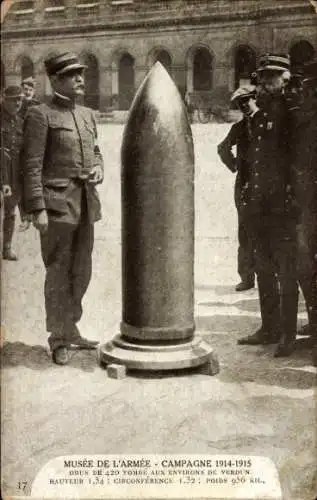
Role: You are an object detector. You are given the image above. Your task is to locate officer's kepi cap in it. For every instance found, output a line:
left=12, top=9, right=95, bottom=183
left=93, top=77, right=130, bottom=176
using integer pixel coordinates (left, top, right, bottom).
left=44, top=52, right=87, bottom=76
left=3, top=85, right=24, bottom=99
left=231, top=85, right=256, bottom=103
left=257, top=53, right=290, bottom=73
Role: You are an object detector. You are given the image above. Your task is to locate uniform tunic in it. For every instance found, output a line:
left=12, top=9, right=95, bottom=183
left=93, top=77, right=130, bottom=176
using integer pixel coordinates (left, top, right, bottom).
left=292, top=91, right=317, bottom=329
left=19, top=97, right=40, bottom=121
left=217, top=117, right=255, bottom=283
left=0, top=107, right=23, bottom=213
left=23, top=94, right=104, bottom=349
left=242, top=94, right=299, bottom=335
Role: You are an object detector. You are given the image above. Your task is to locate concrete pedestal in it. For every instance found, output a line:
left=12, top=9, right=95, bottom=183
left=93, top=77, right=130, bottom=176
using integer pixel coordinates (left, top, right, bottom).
left=100, top=335, right=219, bottom=373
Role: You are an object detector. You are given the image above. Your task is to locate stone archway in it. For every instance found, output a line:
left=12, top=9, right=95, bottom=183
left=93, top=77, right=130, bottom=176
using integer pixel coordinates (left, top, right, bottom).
left=81, top=52, right=99, bottom=110
left=20, top=55, right=34, bottom=80
left=1, top=59, right=5, bottom=90
left=290, top=40, right=315, bottom=69
left=234, top=45, right=256, bottom=88
left=152, top=49, right=172, bottom=75
left=193, top=47, right=213, bottom=91
left=118, top=53, right=135, bottom=110
left=43, top=52, right=59, bottom=98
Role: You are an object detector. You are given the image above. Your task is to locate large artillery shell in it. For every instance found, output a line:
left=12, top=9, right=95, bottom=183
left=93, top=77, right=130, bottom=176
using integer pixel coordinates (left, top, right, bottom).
left=121, top=62, right=194, bottom=341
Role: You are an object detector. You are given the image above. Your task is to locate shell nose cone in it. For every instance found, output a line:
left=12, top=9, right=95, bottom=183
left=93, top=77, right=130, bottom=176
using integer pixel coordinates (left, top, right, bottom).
left=141, top=61, right=179, bottom=109
left=134, top=61, right=181, bottom=111
left=121, top=61, right=193, bottom=165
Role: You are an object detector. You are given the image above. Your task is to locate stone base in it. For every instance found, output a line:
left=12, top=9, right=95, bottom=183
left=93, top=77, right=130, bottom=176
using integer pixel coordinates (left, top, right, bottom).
left=99, top=334, right=219, bottom=375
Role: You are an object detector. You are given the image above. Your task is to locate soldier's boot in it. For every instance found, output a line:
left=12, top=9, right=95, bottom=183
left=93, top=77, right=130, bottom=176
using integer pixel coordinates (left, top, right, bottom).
left=3, top=215, right=18, bottom=261
left=275, top=291, right=298, bottom=358
left=238, top=273, right=281, bottom=345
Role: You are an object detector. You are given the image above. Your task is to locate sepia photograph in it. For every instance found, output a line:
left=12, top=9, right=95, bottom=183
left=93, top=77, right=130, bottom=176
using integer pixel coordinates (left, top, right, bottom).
left=1, top=0, right=317, bottom=499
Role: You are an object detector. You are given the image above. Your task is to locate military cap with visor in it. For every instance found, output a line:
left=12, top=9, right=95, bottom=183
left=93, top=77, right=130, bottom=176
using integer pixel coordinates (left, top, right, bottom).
left=44, top=52, right=87, bottom=76
left=231, top=85, right=257, bottom=104
left=257, top=53, right=290, bottom=73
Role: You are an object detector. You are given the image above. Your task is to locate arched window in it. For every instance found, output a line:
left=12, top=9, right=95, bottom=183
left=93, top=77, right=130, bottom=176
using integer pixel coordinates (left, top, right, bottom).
left=193, top=48, right=213, bottom=91
left=154, top=50, right=172, bottom=75
left=290, top=40, right=315, bottom=68
left=1, top=60, right=5, bottom=90
left=20, top=56, right=34, bottom=80
left=81, top=53, right=99, bottom=110
left=234, top=45, right=256, bottom=88
left=118, top=53, right=135, bottom=110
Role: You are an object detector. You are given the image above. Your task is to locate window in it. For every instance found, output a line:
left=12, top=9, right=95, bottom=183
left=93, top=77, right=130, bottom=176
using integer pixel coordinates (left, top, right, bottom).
left=11, top=1, right=35, bottom=15
left=44, top=0, right=66, bottom=15
left=76, top=0, right=100, bottom=15
left=234, top=46, right=256, bottom=89
left=193, top=48, right=213, bottom=91
left=111, top=0, right=133, bottom=5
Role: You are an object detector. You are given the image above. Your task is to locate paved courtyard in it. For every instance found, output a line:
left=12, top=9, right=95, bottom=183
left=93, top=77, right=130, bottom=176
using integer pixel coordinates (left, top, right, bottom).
left=1, top=124, right=316, bottom=500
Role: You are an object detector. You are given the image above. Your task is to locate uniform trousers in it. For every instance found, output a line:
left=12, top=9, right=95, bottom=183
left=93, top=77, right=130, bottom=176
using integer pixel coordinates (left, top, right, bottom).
left=235, top=180, right=255, bottom=283
left=40, top=195, right=94, bottom=350
left=237, top=213, right=255, bottom=283
left=297, top=217, right=317, bottom=337
left=247, top=214, right=298, bottom=336
left=3, top=194, right=18, bottom=251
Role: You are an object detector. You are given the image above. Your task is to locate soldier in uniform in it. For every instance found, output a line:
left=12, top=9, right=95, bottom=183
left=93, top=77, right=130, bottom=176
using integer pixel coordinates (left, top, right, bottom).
left=217, top=85, right=258, bottom=291
left=19, top=76, right=41, bottom=120
left=0, top=85, right=24, bottom=260
left=19, top=76, right=40, bottom=231
left=22, top=53, right=104, bottom=365
left=291, top=57, right=317, bottom=365
left=238, top=54, right=299, bottom=357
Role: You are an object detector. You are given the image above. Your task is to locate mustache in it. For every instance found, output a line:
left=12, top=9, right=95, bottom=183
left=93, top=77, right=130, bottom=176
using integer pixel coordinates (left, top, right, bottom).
left=75, top=84, right=85, bottom=90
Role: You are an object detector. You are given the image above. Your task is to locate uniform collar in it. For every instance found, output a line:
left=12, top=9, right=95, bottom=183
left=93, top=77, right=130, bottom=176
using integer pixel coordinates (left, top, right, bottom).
left=52, top=92, right=76, bottom=109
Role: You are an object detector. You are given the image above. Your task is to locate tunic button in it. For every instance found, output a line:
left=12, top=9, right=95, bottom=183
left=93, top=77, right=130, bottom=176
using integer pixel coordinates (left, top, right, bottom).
left=259, top=124, right=263, bottom=128
left=255, top=173, right=259, bottom=177
left=254, top=185, right=259, bottom=189
left=257, top=136, right=261, bottom=140
left=255, top=148, right=259, bottom=151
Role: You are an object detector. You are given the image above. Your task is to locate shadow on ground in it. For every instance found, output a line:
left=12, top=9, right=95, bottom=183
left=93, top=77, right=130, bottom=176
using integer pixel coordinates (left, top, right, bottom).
left=197, top=288, right=307, bottom=316
left=196, top=313, right=316, bottom=390
left=1, top=341, right=98, bottom=373
left=1, top=314, right=316, bottom=389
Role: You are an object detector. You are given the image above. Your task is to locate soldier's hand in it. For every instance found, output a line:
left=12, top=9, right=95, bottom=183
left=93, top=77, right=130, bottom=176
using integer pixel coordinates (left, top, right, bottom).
left=2, top=185, right=12, bottom=197
left=88, top=165, right=103, bottom=185
left=33, top=210, right=48, bottom=234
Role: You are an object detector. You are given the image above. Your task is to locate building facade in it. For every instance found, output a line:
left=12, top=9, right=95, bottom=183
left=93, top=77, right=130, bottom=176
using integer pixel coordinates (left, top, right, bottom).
left=1, top=0, right=317, bottom=111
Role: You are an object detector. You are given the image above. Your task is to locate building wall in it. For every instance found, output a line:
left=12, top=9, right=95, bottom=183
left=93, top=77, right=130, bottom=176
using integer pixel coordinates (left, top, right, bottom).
left=2, top=0, right=317, bottom=110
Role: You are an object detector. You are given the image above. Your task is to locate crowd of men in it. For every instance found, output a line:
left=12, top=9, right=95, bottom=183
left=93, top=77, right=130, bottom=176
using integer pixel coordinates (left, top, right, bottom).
left=218, top=53, right=317, bottom=366
left=0, top=50, right=316, bottom=367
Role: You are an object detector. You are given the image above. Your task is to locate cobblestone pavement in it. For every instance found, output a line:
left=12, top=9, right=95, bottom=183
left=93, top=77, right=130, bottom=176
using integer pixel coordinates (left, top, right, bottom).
left=1, top=124, right=316, bottom=500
